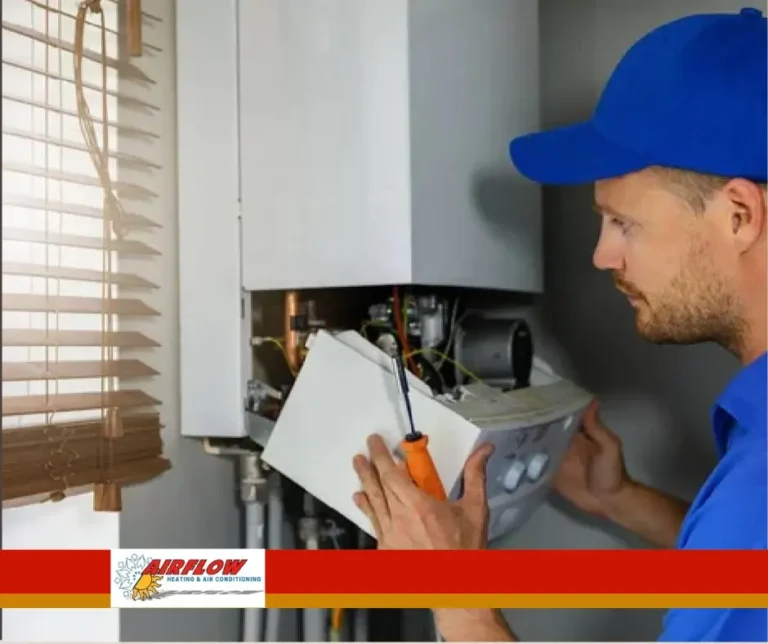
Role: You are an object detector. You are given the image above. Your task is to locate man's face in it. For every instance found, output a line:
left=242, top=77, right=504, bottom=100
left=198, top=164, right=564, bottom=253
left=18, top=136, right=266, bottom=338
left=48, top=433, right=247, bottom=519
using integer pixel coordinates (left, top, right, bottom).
left=592, top=169, right=743, bottom=348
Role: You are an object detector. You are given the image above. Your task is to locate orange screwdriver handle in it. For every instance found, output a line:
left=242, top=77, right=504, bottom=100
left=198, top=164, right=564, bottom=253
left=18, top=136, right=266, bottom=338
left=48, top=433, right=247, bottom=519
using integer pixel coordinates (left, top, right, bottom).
left=400, top=434, right=447, bottom=501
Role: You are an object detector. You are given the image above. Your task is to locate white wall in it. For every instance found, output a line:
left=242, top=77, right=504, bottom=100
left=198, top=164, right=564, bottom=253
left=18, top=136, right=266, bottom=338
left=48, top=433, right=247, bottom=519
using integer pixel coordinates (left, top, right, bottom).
left=2, top=497, right=120, bottom=641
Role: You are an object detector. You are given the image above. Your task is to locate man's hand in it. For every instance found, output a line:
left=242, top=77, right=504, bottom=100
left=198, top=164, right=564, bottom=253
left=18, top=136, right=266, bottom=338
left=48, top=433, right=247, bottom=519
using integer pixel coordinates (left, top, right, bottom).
left=554, top=399, right=689, bottom=548
left=553, top=399, right=631, bottom=518
left=353, top=435, right=517, bottom=641
left=352, top=434, right=494, bottom=550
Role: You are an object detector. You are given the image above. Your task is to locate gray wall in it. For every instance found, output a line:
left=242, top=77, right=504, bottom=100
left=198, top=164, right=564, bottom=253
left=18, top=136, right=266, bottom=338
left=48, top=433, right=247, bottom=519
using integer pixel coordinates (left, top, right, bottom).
left=496, top=0, right=746, bottom=641
left=119, top=443, right=241, bottom=642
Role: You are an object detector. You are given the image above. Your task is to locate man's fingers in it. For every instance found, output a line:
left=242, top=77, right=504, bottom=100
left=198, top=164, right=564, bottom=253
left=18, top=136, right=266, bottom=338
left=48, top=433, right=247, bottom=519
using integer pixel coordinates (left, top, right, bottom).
left=393, top=454, right=408, bottom=472
left=353, top=491, right=383, bottom=538
left=353, top=453, right=391, bottom=521
left=460, top=442, right=495, bottom=505
left=367, top=434, right=416, bottom=502
left=367, top=434, right=398, bottom=476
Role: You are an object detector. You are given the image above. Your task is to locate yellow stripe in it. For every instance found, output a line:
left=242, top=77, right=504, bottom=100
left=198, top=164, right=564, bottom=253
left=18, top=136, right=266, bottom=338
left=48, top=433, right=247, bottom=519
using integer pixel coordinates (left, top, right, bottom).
left=5, top=593, right=767, bottom=610
left=266, top=593, right=768, bottom=609
left=0, top=594, right=111, bottom=608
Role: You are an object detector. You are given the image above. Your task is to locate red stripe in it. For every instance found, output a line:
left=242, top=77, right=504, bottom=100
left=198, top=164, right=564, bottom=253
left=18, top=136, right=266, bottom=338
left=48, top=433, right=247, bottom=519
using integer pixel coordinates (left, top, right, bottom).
left=5, top=549, right=767, bottom=596
left=264, top=550, right=768, bottom=594
left=0, top=550, right=111, bottom=594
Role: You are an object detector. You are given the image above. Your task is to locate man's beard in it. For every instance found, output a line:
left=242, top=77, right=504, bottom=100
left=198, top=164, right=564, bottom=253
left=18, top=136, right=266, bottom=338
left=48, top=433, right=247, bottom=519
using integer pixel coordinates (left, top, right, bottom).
left=612, top=254, right=745, bottom=354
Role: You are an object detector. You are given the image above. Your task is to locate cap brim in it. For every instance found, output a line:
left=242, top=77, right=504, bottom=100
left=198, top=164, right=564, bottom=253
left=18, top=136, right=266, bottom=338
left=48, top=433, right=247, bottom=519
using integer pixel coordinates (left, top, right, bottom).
left=509, top=121, right=647, bottom=185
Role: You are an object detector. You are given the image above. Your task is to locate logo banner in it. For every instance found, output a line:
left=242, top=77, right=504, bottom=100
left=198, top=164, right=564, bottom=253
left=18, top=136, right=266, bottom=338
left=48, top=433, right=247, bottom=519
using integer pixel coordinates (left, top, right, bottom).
left=111, top=549, right=266, bottom=608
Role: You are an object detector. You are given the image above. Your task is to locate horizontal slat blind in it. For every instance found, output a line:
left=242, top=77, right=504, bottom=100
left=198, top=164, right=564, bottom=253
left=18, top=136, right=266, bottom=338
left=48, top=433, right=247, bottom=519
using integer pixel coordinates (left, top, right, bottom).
left=2, top=0, right=170, bottom=509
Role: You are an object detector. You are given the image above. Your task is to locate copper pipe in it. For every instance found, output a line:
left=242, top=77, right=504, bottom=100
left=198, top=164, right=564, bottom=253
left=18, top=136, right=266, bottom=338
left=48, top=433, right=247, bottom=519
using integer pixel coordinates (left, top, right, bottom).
left=284, top=291, right=300, bottom=373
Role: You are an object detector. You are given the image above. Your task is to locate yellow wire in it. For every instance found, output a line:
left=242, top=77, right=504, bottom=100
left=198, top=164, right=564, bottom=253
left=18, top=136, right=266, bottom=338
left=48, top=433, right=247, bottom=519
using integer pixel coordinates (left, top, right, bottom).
left=359, top=319, right=389, bottom=337
left=406, top=348, right=484, bottom=384
left=257, top=337, right=297, bottom=377
left=411, top=351, right=447, bottom=390
left=261, top=329, right=480, bottom=382
left=358, top=320, right=481, bottom=386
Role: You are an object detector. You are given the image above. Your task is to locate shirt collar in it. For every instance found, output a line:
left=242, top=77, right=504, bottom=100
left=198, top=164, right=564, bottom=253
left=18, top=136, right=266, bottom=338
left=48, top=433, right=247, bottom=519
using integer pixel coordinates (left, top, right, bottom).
left=712, top=351, right=767, bottom=456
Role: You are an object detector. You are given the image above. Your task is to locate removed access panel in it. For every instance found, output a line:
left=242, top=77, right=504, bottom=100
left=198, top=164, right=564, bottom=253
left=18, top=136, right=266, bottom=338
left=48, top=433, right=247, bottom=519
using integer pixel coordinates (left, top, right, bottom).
left=262, top=330, right=592, bottom=543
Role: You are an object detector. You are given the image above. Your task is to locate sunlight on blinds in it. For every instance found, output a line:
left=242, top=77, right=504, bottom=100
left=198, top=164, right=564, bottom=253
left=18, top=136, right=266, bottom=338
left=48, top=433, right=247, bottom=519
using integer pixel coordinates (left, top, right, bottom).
left=2, top=0, right=170, bottom=509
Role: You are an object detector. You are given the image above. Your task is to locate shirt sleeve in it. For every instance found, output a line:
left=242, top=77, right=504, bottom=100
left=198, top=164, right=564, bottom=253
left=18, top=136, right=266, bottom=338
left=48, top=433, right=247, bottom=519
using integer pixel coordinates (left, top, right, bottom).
left=658, top=444, right=767, bottom=642
left=659, top=608, right=767, bottom=642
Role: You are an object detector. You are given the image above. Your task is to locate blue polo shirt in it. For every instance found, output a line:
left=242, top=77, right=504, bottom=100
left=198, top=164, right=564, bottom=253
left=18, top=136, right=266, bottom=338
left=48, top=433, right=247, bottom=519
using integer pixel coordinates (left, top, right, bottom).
left=659, top=352, right=767, bottom=642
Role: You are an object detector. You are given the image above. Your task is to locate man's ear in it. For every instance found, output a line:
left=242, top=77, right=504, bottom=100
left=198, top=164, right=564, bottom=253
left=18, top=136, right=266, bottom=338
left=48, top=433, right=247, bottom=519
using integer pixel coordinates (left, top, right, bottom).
left=721, top=179, right=766, bottom=253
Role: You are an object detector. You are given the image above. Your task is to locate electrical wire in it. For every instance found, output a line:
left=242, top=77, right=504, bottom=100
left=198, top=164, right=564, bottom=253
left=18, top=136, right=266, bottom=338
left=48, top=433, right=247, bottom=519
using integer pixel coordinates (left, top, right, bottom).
left=359, top=319, right=389, bottom=338
left=406, top=348, right=484, bottom=384
left=392, top=286, right=419, bottom=375
left=413, top=353, right=447, bottom=392
left=252, top=336, right=298, bottom=377
left=436, top=297, right=462, bottom=369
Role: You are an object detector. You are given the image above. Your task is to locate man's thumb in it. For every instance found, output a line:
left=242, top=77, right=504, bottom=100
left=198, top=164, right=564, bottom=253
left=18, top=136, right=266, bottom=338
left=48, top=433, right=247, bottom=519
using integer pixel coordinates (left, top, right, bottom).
left=581, top=400, right=617, bottom=447
left=460, top=442, right=495, bottom=503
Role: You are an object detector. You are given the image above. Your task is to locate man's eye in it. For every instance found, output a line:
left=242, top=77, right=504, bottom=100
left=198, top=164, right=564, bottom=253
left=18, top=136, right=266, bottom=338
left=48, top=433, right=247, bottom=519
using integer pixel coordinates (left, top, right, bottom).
left=610, top=217, right=631, bottom=232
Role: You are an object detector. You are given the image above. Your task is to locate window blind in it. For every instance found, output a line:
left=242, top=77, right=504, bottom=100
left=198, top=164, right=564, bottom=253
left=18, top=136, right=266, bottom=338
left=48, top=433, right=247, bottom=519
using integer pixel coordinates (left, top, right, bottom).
left=2, top=0, right=170, bottom=509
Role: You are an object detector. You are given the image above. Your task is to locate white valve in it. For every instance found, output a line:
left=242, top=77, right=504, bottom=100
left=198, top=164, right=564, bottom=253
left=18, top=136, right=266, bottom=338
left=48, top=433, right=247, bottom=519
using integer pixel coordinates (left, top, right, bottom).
left=526, top=452, right=550, bottom=482
left=502, top=460, right=527, bottom=493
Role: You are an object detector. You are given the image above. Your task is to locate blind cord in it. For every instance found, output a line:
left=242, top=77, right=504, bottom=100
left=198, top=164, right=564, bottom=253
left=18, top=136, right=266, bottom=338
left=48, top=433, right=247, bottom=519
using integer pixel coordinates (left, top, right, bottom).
left=74, top=0, right=123, bottom=496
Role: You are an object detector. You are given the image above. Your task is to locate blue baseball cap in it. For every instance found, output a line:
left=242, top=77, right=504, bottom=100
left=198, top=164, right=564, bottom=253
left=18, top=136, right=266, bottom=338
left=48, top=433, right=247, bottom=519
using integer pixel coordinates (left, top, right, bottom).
left=509, top=7, right=768, bottom=185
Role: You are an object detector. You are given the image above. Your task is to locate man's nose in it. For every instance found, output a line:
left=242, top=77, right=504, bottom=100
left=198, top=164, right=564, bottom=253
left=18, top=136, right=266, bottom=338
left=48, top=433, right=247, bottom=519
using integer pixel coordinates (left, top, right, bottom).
left=592, top=232, right=623, bottom=272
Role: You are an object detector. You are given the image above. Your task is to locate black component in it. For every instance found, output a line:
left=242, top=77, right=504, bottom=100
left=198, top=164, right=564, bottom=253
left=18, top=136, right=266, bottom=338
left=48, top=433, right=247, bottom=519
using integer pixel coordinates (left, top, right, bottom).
left=403, top=431, right=423, bottom=442
left=290, top=314, right=309, bottom=331
left=368, top=609, right=407, bottom=641
left=454, top=315, right=534, bottom=387
left=510, top=319, right=533, bottom=389
left=205, top=435, right=262, bottom=453
left=412, top=354, right=445, bottom=395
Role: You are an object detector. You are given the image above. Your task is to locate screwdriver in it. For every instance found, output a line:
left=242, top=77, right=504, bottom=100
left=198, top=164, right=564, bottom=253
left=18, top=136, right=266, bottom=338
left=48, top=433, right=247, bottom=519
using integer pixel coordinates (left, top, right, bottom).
left=390, top=351, right=447, bottom=501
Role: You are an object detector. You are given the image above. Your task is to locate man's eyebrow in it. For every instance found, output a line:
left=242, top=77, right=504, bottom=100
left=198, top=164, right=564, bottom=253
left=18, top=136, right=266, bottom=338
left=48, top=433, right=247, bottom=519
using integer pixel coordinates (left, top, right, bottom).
left=593, top=203, right=631, bottom=219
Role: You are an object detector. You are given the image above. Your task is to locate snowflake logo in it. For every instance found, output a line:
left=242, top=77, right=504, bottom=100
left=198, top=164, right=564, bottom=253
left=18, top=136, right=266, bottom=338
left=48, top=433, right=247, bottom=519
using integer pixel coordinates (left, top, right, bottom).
left=114, top=554, right=163, bottom=601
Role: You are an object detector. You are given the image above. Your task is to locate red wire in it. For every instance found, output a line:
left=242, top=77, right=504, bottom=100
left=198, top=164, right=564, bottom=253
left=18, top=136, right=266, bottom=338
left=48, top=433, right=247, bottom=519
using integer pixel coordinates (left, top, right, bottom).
left=392, top=286, right=419, bottom=375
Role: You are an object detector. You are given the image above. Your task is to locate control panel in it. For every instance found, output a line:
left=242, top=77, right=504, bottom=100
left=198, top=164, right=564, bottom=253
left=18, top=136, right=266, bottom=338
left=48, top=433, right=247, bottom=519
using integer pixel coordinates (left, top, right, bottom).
left=443, top=380, right=590, bottom=544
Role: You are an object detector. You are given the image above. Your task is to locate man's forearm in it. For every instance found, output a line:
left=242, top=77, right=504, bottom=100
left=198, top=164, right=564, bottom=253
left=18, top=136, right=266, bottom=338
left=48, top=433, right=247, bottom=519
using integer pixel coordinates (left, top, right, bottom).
left=434, top=608, right=517, bottom=642
left=602, top=481, right=690, bottom=548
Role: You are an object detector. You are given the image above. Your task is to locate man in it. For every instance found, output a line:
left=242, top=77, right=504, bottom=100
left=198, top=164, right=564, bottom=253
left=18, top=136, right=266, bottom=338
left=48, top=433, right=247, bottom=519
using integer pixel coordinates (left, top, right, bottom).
left=352, top=7, right=767, bottom=642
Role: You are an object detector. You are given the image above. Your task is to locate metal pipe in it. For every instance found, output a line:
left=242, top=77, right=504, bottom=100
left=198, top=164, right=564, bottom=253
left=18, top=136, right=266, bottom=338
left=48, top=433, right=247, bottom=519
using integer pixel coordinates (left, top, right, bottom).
left=300, top=494, right=327, bottom=641
left=244, top=502, right=265, bottom=641
left=284, top=291, right=300, bottom=373
left=302, top=529, right=325, bottom=641
left=265, top=475, right=285, bottom=642
left=241, top=454, right=267, bottom=642
left=353, top=530, right=369, bottom=641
